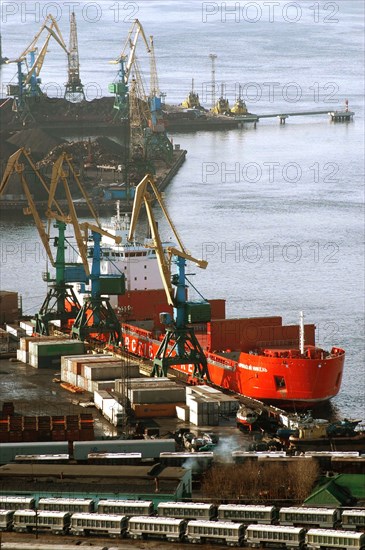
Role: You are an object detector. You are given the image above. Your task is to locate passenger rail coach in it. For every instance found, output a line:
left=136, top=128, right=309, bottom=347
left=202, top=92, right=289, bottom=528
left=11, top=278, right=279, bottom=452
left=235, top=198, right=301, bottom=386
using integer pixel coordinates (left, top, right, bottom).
left=38, top=497, right=94, bottom=513
left=0, top=512, right=363, bottom=547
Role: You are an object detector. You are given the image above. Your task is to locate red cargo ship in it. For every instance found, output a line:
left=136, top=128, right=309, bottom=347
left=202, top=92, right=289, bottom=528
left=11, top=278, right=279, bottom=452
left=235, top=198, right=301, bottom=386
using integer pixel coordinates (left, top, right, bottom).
left=118, top=289, right=345, bottom=409
left=79, top=210, right=345, bottom=409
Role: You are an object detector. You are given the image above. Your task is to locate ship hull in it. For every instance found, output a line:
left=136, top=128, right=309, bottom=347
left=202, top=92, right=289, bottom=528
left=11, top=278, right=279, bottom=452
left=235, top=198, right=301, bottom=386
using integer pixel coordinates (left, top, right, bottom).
left=121, top=325, right=345, bottom=409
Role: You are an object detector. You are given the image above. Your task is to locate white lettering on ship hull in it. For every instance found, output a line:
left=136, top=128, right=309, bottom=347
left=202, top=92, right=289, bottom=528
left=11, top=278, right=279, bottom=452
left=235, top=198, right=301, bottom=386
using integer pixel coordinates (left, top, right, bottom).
left=238, top=363, right=268, bottom=373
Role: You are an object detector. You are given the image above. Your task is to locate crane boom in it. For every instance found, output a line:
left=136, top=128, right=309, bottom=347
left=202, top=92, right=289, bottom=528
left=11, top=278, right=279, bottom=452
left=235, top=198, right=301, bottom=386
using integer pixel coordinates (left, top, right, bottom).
left=128, top=173, right=210, bottom=380
left=128, top=174, right=207, bottom=307
left=111, top=18, right=150, bottom=81
left=0, top=148, right=65, bottom=266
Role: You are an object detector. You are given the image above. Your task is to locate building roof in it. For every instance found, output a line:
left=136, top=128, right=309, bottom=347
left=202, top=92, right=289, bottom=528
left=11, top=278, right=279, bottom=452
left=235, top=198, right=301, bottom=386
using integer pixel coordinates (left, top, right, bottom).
left=304, top=476, right=354, bottom=506
left=0, top=463, right=188, bottom=497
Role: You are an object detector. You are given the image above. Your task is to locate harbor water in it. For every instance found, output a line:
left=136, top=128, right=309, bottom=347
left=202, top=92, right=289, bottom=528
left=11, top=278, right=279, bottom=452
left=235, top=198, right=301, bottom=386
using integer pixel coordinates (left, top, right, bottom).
left=0, top=1, right=364, bottom=417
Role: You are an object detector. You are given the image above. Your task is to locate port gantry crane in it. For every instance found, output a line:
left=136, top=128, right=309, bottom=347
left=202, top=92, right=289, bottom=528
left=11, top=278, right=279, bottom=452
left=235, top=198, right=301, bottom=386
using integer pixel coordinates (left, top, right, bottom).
left=64, top=12, right=85, bottom=102
left=109, top=18, right=150, bottom=119
left=0, top=148, right=85, bottom=335
left=109, top=19, right=173, bottom=166
left=128, top=174, right=211, bottom=380
left=5, top=14, right=69, bottom=122
left=46, top=154, right=124, bottom=344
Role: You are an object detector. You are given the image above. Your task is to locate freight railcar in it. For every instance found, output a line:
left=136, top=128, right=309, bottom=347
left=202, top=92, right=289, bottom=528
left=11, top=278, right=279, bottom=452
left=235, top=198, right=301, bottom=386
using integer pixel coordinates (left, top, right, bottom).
left=0, top=442, right=68, bottom=465
left=73, top=439, right=176, bottom=461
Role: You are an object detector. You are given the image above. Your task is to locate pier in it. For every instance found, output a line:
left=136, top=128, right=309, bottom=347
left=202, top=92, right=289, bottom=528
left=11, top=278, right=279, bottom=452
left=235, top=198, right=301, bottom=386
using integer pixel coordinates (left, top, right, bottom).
left=236, top=106, right=354, bottom=126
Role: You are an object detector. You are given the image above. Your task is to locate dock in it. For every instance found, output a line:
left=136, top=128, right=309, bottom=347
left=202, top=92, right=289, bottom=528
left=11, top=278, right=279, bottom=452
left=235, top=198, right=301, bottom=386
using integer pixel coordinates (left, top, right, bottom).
left=236, top=110, right=354, bottom=126
left=235, top=100, right=355, bottom=126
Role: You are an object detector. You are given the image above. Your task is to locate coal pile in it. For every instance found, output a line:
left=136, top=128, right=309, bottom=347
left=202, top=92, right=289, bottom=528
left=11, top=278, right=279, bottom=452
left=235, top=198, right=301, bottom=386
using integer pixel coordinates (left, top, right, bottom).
left=0, top=132, right=18, bottom=162
left=6, top=128, right=65, bottom=160
left=1, top=95, right=118, bottom=129
left=39, top=136, right=125, bottom=169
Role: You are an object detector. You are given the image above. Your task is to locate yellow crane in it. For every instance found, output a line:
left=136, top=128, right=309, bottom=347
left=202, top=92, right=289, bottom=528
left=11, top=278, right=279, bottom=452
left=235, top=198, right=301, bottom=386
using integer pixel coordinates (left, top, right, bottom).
left=6, top=14, right=69, bottom=120
left=47, top=154, right=124, bottom=344
left=0, top=148, right=84, bottom=335
left=128, top=174, right=210, bottom=379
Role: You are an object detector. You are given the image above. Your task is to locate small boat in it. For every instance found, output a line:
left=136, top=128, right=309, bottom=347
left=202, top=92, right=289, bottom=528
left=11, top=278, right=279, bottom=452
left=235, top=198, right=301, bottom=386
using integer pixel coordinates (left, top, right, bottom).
left=236, top=405, right=261, bottom=431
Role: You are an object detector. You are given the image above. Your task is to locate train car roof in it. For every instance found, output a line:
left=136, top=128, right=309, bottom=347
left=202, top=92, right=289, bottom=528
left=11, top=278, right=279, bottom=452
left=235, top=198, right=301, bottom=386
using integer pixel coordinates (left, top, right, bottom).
left=307, top=529, right=364, bottom=539
left=158, top=501, right=214, bottom=508
left=0, top=496, right=34, bottom=501
left=218, top=504, right=276, bottom=511
left=71, top=513, right=127, bottom=521
left=246, top=524, right=305, bottom=533
left=129, top=516, right=185, bottom=525
left=188, top=519, right=243, bottom=529
left=342, top=509, right=365, bottom=516
left=279, top=506, right=337, bottom=514
left=14, top=510, right=69, bottom=518
left=98, top=499, right=153, bottom=505
left=39, top=497, right=93, bottom=503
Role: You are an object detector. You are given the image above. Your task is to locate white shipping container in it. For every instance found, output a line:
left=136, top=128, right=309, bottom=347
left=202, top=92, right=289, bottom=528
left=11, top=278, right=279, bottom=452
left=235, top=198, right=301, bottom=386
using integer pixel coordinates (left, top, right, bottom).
left=190, top=411, right=219, bottom=427
left=94, top=380, right=115, bottom=391
left=129, top=387, right=186, bottom=405
left=5, top=324, right=26, bottom=338
left=29, top=353, right=37, bottom=368
left=61, top=355, right=95, bottom=369
left=188, top=397, right=219, bottom=413
left=176, top=405, right=189, bottom=421
left=94, top=390, right=111, bottom=410
left=16, top=349, right=28, bottom=363
left=127, top=377, right=171, bottom=386
left=84, top=363, right=139, bottom=381
left=102, top=398, right=125, bottom=426
left=20, top=321, right=35, bottom=335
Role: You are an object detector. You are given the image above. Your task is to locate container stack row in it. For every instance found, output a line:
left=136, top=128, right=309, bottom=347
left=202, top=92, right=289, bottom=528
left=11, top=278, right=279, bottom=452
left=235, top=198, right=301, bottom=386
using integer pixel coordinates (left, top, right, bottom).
left=0, top=412, right=94, bottom=443
left=16, top=336, right=85, bottom=367
left=114, top=377, right=186, bottom=419
left=183, top=386, right=240, bottom=426
left=61, top=354, right=140, bottom=393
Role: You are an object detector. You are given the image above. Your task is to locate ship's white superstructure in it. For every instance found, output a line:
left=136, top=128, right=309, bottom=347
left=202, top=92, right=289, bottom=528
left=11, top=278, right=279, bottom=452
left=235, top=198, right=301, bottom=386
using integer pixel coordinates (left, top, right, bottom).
left=76, top=203, right=166, bottom=307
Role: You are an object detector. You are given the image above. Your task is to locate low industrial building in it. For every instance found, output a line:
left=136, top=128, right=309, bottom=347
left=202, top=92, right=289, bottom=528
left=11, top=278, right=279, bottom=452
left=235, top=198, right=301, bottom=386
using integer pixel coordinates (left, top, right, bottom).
left=0, top=463, right=192, bottom=503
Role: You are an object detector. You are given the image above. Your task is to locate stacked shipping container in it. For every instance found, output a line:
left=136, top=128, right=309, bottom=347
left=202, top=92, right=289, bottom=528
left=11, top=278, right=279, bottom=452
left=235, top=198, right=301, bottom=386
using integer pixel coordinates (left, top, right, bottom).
left=0, top=413, right=94, bottom=443
left=60, top=355, right=140, bottom=393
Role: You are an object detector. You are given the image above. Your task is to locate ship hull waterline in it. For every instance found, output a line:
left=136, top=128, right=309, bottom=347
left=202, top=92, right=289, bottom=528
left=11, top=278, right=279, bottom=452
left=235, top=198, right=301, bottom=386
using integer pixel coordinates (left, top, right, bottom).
left=121, top=326, right=345, bottom=409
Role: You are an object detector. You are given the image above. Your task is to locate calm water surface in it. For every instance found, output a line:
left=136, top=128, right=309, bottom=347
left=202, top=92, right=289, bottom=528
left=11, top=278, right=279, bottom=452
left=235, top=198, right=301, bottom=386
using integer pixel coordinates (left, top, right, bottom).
left=0, top=1, right=364, bottom=416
